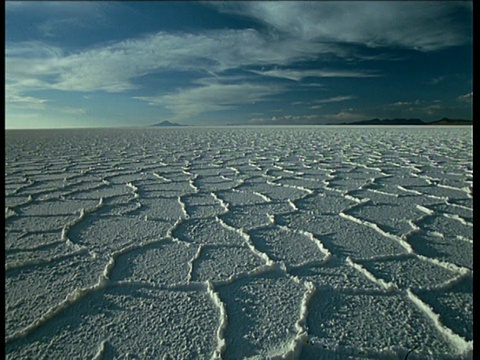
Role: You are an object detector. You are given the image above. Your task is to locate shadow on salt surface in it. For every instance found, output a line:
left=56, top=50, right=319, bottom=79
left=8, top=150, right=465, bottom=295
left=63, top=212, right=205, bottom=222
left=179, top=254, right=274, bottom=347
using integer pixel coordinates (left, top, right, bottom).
left=184, top=203, right=227, bottom=218
left=137, top=197, right=186, bottom=220
left=18, top=198, right=101, bottom=216
left=238, top=181, right=308, bottom=201
left=415, top=274, right=473, bottom=341
left=220, top=203, right=293, bottom=231
left=5, top=239, right=75, bottom=269
left=416, top=214, right=472, bottom=241
left=407, top=232, right=472, bottom=270
left=248, top=226, right=328, bottom=268
left=276, top=213, right=407, bottom=261
left=138, top=181, right=196, bottom=197
left=344, top=191, right=438, bottom=237
left=5, top=230, right=61, bottom=251
left=356, top=255, right=459, bottom=290
left=6, top=213, right=79, bottom=233
left=427, top=203, right=472, bottom=223
left=6, top=285, right=220, bottom=360
left=173, top=217, right=245, bottom=246
left=195, top=176, right=238, bottom=191
left=214, top=189, right=267, bottom=205
left=217, top=272, right=305, bottom=360
left=292, top=191, right=357, bottom=215
left=290, top=257, right=383, bottom=291
left=303, top=289, right=457, bottom=359
left=327, top=176, right=372, bottom=193
left=181, top=193, right=229, bottom=218
left=67, top=183, right=133, bottom=200
left=276, top=176, right=327, bottom=192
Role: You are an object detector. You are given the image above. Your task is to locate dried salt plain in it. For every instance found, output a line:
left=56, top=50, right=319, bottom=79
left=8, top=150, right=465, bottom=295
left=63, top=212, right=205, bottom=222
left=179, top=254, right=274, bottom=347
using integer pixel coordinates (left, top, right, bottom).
left=5, top=126, right=473, bottom=360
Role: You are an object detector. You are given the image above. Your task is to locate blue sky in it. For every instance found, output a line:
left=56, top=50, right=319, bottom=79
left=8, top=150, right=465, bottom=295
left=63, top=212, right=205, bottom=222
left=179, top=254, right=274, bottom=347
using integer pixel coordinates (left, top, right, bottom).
left=5, top=1, right=473, bottom=129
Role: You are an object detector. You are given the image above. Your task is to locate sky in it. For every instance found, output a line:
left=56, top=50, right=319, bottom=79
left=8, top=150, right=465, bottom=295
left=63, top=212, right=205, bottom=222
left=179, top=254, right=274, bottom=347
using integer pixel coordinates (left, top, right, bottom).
left=5, top=1, right=473, bottom=129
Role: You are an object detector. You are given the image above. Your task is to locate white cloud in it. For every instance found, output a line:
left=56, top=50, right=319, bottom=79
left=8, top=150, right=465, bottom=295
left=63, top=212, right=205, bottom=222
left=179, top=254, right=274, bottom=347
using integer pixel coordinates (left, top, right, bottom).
left=333, top=96, right=473, bottom=121
left=457, top=92, right=473, bottom=102
left=6, top=94, right=49, bottom=110
left=323, top=110, right=369, bottom=122
left=5, top=84, right=49, bottom=110
left=250, top=68, right=380, bottom=81
left=248, top=114, right=321, bottom=125
left=430, top=76, right=446, bottom=85
left=6, top=1, right=115, bottom=38
left=135, top=81, right=285, bottom=120
left=57, top=107, right=87, bottom=116
left=214, top=2, right=471, bottom=51
left=314, top=95, right=356, bottom=104
left=6, top=26, right=351, bottom=119
left=6, top=28, right=332, bottom=97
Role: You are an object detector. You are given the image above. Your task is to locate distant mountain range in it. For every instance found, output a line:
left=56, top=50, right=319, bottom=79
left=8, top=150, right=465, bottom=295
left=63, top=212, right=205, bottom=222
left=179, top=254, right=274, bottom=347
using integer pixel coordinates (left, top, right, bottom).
left=150, top=120, right=185, bottom=127
left=151, top=118, right=471, bottom=127
left=425, top=118, right=473, bottom=126
left=245, top=117, right=472, bottom=126
left=342, top=117, right=472, bottom=126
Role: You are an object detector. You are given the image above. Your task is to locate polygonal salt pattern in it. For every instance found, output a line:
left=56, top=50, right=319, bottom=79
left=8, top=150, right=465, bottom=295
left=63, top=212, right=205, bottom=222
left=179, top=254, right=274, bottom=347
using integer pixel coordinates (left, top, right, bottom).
left=5, top=127, right=473, bottom=359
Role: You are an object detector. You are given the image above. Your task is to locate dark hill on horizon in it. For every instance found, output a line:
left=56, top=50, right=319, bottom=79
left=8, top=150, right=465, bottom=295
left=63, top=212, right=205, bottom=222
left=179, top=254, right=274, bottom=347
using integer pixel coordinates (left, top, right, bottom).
left=150, top=118, right=471, bottom=127
left=426, top=117, right=473, bottom=125
left=341, top=117, right=472, bottom=126
left=344, top=118, right=423, bottom=125
left=150, top=120, right=185, bottom=127
left=243, top=117, right=472, bottom=126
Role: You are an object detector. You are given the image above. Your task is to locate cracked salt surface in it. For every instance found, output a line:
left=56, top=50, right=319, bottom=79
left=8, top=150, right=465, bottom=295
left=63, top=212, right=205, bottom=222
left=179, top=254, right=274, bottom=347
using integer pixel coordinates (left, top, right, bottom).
left=5, top=127, right=472, bottom=359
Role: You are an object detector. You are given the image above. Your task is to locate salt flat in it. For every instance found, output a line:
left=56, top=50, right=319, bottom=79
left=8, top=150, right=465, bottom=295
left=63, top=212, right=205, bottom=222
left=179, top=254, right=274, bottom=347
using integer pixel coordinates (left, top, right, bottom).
left=5, top=126, right=473, bottom=359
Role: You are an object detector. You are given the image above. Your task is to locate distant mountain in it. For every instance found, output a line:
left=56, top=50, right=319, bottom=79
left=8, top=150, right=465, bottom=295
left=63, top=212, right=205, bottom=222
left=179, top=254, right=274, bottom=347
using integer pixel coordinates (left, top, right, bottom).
left=341, top=118, right=472, bottom=126
left=150, top=120, right=184, bottom=127
left=343, top=118, right=425, bottom=125
left=426, top=117, right=472, bottom=125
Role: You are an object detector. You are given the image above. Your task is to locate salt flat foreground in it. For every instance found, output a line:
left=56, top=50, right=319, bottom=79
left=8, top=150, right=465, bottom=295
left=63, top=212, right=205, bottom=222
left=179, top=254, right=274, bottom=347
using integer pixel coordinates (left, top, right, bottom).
left=5, top=127, right=473, bottom=359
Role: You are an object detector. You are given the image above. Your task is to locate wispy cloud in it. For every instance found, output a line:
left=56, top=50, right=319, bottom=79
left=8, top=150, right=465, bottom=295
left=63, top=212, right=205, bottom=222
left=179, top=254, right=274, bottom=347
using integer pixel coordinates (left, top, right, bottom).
left=57, top=107, right=87, bottom=116
left=250, top=68, right=380, bottom=81
left=214, top=2, right=471, bottom=52
left=6, top=24, right=368, bottom=120
left=6, top=93, right=49, bottom=110
left=135, top=81, right=285, bottom=120
left=328, top=96, right=473, bottom=122
left=314, top=95, right=357, bottom=104
left=307, top=95, right=356, bottom=110
left=6, top=1, right=115, bottom=38
left=248, top=114, right=321, bottom=125
left=6, top=28, right=334, bottom=97
left=5, top=84, right=49, bottom=110
left=429, top=76, right=446, bottom=85
left=457, top=92, right=473, bottom=102
left=322, top=110, right=369, bottom=122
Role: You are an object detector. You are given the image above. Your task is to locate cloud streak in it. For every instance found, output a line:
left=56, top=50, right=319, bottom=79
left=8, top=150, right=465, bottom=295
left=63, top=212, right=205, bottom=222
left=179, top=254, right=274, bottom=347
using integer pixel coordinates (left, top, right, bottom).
left=135, top=81, right=285, bottom=120
left=249, top=69, right=380, bottom=81
left=6, top=28, right=333, bottom=96
left=314, top=95, right=357, bottom=104
left=214, top=2, right=471, bottom=51
left=5, top=24, right=372, bottom=120
left=457, top=92, right=473, bottom=102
